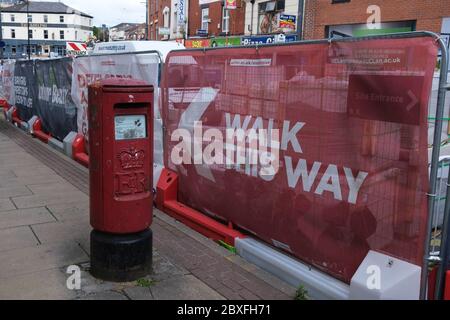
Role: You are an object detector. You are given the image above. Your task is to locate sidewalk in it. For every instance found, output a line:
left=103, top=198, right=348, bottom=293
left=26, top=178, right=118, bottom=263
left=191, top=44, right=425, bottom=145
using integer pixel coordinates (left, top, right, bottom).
left=0, top=117, right=295, bottom=300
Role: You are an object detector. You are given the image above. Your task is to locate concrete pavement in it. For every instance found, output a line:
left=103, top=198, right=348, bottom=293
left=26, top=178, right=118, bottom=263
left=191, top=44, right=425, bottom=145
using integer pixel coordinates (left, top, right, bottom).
left=0, top=117, right=296, bottom=300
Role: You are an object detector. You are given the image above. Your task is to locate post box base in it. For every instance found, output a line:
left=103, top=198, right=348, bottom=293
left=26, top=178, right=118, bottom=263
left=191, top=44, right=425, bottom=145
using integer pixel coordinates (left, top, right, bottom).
left=90, top=229, right=153, bottom=283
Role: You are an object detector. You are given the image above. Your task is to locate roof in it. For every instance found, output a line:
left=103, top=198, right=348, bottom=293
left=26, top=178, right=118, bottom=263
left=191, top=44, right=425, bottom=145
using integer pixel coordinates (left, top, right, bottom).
left=110, top=23, right=140, bottom=30
left=2, top=1, right=93, bottom=18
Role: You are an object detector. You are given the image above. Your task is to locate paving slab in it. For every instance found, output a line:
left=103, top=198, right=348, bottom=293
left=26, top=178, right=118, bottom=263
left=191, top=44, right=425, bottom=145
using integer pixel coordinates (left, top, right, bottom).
left=0, top=207, right=56, bottom=230
left=0, top=198, right=15, bottom=212
left=76, top=291, right=128, bottom=300
left=123, top=286, right=154, bottom=300
left=150, top=275, right=225, bottom=300
left=0, top=226, right=39, bottom=252
left=46, top=202, right=89, bottom=222
left=0, top=186, right=32, bottom=199
left=11, top=192, right=89, bottom=209
left=0, top=242, right=89, bottom=280
left=31, top=221, right=91, bottom=246
left=0, top=268, right=78, bottom=300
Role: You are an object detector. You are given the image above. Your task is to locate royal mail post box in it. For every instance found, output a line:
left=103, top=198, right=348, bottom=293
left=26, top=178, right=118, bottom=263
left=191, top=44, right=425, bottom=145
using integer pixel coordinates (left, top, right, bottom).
left=89, top=78, right=153, bottom=234
left=88, top=78, right=154, bottom=282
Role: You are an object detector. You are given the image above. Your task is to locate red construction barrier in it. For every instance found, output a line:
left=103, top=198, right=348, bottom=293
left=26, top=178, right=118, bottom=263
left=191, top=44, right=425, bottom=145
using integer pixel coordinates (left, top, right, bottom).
left=445, top=271, right=450, bottom=300
left=1, top=103, right=8, bottom=118
left=11, top=107, right=21, bottom=125
left=162, top=35, right=438, bottom=283
left=72, top=134, right=89, bottom=168
left=0, top=98, right=8, bottom=109
left=428, top=266, right=438, bottom=300
left=32, top=118, right=51, bottom=143
left=156, top=168, right=245, bottom=246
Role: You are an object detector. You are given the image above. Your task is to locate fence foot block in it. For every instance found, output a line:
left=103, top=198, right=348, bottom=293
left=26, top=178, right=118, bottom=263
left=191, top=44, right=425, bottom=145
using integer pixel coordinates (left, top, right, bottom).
left=156, top=168, right=245, bottom=246
left=72, top=134, right=89, bottom=168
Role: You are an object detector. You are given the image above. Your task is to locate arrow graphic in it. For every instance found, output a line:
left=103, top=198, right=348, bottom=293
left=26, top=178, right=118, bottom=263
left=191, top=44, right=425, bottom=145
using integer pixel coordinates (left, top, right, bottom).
left=407, top=90, right=419, bottom=112
left=178, top=87, right=219, bottom=183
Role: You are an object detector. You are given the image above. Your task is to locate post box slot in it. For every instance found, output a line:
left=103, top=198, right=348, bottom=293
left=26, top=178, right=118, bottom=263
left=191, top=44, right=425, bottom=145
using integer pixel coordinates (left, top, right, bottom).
left=114, top=103, right=149, bottom=110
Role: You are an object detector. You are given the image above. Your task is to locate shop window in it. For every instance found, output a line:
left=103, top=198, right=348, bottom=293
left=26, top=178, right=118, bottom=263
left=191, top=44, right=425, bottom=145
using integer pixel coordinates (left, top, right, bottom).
left=258, top=1, right=284, bottom=34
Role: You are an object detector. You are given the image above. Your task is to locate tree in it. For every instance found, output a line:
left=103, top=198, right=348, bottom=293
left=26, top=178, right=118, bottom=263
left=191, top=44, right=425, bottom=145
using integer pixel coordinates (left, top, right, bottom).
left=93, top=26, right=99, bottom=38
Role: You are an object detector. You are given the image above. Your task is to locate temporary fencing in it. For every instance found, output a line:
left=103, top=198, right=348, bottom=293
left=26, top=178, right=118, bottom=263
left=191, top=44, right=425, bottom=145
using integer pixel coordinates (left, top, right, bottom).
left=0, top=31, right=449, bottom=299
left=161, top=33, right=442, bottom=286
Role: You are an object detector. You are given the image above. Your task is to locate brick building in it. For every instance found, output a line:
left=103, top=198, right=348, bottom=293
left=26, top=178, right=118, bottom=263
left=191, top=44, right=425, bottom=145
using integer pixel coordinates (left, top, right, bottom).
left=303, top=0, right=450, bottom=40
left=148, top=0, right=172, bottom=40
left=188, top=0, right=246, bottom=38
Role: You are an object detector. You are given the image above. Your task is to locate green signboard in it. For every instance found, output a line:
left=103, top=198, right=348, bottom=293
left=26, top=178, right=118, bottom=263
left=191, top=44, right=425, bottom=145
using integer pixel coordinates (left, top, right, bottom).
left=210, top=37, right=242, bottom=48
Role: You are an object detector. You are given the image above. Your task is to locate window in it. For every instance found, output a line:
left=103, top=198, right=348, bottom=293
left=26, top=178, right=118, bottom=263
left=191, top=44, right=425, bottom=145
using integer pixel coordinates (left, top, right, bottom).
left=173, top=10, right=178, bottom=33
left=10, top=14, right=15, bottom=22
left=75, top=31, right=78, bottom=39
left=60, top=30, right=65, bottom=39
left=44, top=30, right=48, bottom=39
left=201, top=7, right=209, bottom=32
left=28, top=14, right=32, bottom=23
left=28, top=29, right=33, bottom=39
left=60, top=16, right=64, bottom=23
left=11, top=46, right=16, bottom=55
left=44, top=15, right=48, bottom=23
left=57, top=46, right=66, bottom=56
left=258, top=1, right=285, bottom=34
left=222, top=7, right=230, bottom=33
left=11, top=29, right=15, bottom=39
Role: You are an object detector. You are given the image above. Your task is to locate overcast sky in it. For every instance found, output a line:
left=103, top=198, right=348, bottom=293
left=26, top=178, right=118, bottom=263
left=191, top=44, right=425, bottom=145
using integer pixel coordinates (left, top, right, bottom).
left=46, top=0, right=146, bottom=26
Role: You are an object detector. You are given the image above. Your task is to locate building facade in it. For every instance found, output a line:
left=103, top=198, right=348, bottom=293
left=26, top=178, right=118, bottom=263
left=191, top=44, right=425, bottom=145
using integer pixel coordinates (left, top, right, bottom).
left=244, top=0, right=300, bottom=36
left=109, top=23, right=146, bottom=41
left=188, top=0, right=246, bottom=38
left=0, top=0, right=23, bottom=8
left=1, top=1, right=93, bottom=59
left=303, top=0, right=450, bottom=40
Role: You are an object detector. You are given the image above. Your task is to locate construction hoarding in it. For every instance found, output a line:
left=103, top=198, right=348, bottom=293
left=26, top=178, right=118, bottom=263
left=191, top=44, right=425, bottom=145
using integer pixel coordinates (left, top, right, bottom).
left=162, top=36, right=438, bottom=283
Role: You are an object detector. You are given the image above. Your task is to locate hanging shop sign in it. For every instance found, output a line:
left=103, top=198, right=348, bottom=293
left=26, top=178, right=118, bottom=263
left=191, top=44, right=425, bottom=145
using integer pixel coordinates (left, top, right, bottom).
left=225, top=0, right=237, bottom=9
left=279, top=14, right=297, bottom=31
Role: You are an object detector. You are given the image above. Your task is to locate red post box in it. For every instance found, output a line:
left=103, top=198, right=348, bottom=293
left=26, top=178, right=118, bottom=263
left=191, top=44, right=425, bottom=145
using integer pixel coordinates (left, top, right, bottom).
left=88, top=78, right=153, bottom=282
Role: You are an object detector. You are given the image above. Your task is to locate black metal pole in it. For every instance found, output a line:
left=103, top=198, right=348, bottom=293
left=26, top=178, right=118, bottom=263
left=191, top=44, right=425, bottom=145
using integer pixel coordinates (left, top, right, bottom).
left=0, top=4, right=4, bottom=60
left=27, top=0, right=30, bottom=60
left=297, top=0, right=305, bottom=40
left=146, top=0, right=149, bottom=40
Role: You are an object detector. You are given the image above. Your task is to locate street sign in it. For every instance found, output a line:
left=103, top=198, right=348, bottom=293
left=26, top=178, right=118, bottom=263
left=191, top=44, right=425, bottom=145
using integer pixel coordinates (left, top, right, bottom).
left=347, top=74, right=424, bottom=125
left=159, top=27, right=170, bottom=36
left=196, top=29, right=208, bottom=37
left=0, top=41, right=6, bottom=48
